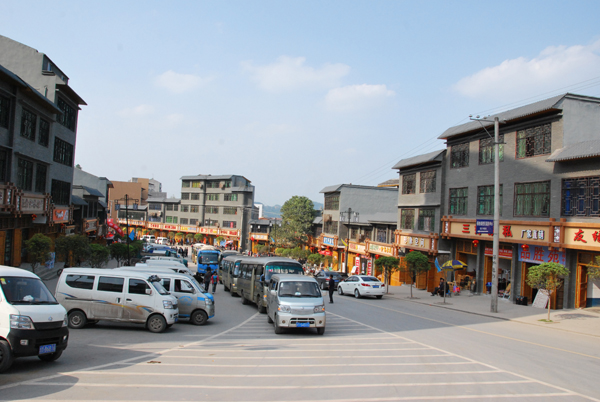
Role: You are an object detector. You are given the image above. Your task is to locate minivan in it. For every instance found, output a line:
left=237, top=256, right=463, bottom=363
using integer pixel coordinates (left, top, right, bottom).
left=266, top=274, right=325, bottom=335
left=142, top=235, right=156, bottom=243
left=0, top=266, right=69, bottom=372
left=157, top=237, right=169, bottom=245
left=55, top=268, right=178, bottom=333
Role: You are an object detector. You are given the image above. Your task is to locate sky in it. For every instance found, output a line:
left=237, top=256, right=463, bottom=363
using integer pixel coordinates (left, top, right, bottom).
left=2, top=1, right=600, bottom=206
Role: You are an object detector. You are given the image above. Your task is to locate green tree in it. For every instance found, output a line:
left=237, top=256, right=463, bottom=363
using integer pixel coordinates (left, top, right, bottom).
left=307, top=253, right=323, bottom=266
left=403, top=251, right=431, bottom=298
left=526, top=262, right=569, bottom=322
left=215, top=236, right=225, bottom=245
left=275, top=247, right=285, bottom=256
left=55, top=235, right=90, bottom=266
left=281, top=248, right=292, bottom=258
left=24, top=233, right=52, bottom=273
left=375, top=256, right=400, bottom=294
left=194, top=233, right=204, bottom=243
left=279, top=196, right=315, bottom=248
left=587, top=256, right=600, bottom=279
left=88, top=244, right=110, bottom=268
left=257, top=245, right=270, bottom=254
left=109, top=243, right=129, bottom=266
left=167, top=231, right=175, bottom=240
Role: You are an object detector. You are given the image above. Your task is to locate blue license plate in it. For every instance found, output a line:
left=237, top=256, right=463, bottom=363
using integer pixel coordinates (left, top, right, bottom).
left=296, top=322, right=310, bottom=328
left=372, top=285, right=379, bottom=288
left=39, top=344, right=56, bottom=355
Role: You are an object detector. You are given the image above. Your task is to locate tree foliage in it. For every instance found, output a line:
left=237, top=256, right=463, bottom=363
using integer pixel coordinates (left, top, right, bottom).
left=24, top=233, right=53, bottom=273
left=279, top=196, right=315, bottom=248
left=526, top=262, right=569, bottom=321
left=88, top=244, right=110, bottom=268
left=307, top=253, right=323, bottom=266
left=403, top=251, right=431, bottom=298
left=587, top=256, right=600, bottom=279
left=194, top=233, right=204, bottom=242
left=109, top=243, right=129, bottom=267
left=55, top=235, right=90, bottom=266
left=375, top=256, right=400, bottom=293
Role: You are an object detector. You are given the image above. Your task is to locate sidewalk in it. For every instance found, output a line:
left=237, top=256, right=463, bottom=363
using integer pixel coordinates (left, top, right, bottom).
left=385, top=284, right=600, bottom=338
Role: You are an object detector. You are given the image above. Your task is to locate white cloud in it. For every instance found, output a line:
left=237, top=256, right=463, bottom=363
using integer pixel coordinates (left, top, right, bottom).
left=242, top=56, right=350, bottom=92
left=118, top=104, right=155, bottom=117
left=324, top=84, right=395, bottom=112
left=154, top=70, right=214, bottom=94
left=454, top=40, right=600, bottom=101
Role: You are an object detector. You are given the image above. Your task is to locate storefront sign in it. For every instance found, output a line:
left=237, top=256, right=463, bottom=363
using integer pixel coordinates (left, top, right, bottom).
left=323, top=236, right=335, bottom=247
left=253, top=234, right=268, bottom=240
left=368, top=243, right=395, bottom=256
left=84, top=219, right=97, bottom=232
left=401, top=235, right=428, bottom=249
left=21, top=197, right=44, bottom=212
left=367, top=261, right=372, bottom=276
left=164, top=224, right=178, bottom=231
left=148, top=223, right=161, bottom=229
left=445, top=221, right=548, bottom=243
left=476, top=219, right=494, bottom=234
left=564, top=227, right=600, bottom=246
left=484, top=247, right=513, bottom=259
left=355, top=256, right=360, bottom=267
left=349, top=242, right=366, bottom=254
left=52, top=208, right=70, bottom=223
left=199, top=227, right=219, bottom=235
left=221, top=229, right=239, bottom=237
left=518, top=245, right=566, bottom=265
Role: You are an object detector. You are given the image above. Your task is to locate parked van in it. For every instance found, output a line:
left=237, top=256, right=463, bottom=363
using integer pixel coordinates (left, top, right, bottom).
left=221, top=254, right=244, bottom=295
left=116, top=267, right=214, bottom=325
left=141, top=235, right=156, bottom=243
left=0, top=266, right=69, bottom=372
left=55, top=268, right=178, bottom=333
left=142, top=255, right=188, bottom=266
left=266, top=274, right=325, bottom=335
left=135, top=262, right=192, bottom=276
left=144, top=244, right=175, bottom=255
left=157, top=237, right=169, bottom=245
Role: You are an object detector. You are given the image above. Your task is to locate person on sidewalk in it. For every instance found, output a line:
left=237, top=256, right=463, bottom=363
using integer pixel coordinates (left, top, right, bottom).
left=432, top=278, right=447, bottom=296
left=328, top=274, right=335, bottom=303
left=211, top=271, right=219, bottom=293
left=203, top=268, right=212, bottom=292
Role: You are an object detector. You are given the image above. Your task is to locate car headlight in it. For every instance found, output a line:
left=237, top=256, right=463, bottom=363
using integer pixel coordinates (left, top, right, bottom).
left=163, top=300, right=176, bottom=309
left=63, top=313, right=68, bottom=327
left=10, top=314, right=34, bottom=330
left=313, top=305, right=325, bottom=313
left=205, top=298, right=213, bottom=305
left=278, top=304, right=291, bottom=313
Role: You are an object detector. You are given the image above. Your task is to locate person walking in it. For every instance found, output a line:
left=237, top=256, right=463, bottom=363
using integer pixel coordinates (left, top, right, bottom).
left=328, top=274, right=335, bottom=304
left=203, top=268, right=212, bottom=292
left=211, top=271, right=219, bottom=293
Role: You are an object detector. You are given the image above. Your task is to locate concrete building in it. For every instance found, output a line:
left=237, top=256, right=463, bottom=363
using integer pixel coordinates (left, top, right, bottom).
left=72, top=169, right=112, bottom=238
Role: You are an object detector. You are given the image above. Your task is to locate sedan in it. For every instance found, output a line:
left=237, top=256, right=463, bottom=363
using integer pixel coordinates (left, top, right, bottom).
left=314, top=270, right=344, bottom=290
left=337, top=275, right=385, bottom=299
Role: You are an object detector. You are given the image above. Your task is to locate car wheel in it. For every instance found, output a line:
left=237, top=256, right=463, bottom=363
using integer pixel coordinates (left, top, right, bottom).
left=224, top=285, right=230, bottom=292
left=56, top=268, right=63, bottom=278
left=376, top=295, right=383, bottom=299
left=38, top=349, right=63, bottom=362
left=68, top=310, right=88, bottom=329
left=257, top=296, right=266, bottom=314
left=317, top=327, right=325, bottom=335
left=338, top=286, right=344, bottom=295
left=274, top=315, right=284, bottom=334
left=354, top=289, right=361, bottom=299
left=231, top=290, right=237, bottom=297
left=241, top=292, right=249, bottom=305
left=147, top=315, right=167, bottom=333
left=0, top=340, right=14, bottom=373
left=191, top=310, right=208, bottom=326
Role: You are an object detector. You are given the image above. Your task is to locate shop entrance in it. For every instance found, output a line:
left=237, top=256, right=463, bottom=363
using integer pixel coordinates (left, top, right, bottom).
left=521, top=262, right=564, bottom=309
left=576, top=264, right=588, bottom=309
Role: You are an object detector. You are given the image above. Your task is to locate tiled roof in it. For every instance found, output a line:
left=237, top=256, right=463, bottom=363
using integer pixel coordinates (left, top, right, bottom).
left=392, top=149, right=445, bottom=170
left=546, top=140, right=600, bottom=162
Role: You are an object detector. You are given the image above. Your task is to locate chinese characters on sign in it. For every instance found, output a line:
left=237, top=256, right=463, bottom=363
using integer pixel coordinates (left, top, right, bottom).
left=518, top=245, right=566, bottom=265
left=322, top=237, right=335, bottom=247
left=521, top=229, right=545, bottom=240
left=502, top=226, right=513, bottom=237
left=403, top=236, right=425, bottom=248
left=476, top=219, right=493, bottom=234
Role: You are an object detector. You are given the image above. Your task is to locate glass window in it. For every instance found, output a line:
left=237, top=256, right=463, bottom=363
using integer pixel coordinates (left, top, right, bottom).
left=190, top=205, right=199, bottom=213
left=35, top=164, right=47, bottom=193
left=51, top=179, right=71, bottom=205
left=477, top=185, right=503, bottom=216
left=402, top=174, right=416, bottom=194
left=514, top=181, right=550, bottom=217
left=450, top=143, right=469, bottom=168
left=324, top=194, right=339, bottom=210
left=38, top=119, right=50, bottom=147
left=204, top=219, right=218, bottom=226
left=0, top=95, right=9, bottom=128
left=181, top=193, right=190, bottom=200
left=190, top=219, right=198, bottom=225
left=376, top=228, right=387, bottom=243
left=162, top=278, right=171, bottom=290
left=17, top=158, right=33, bottom=191
left=479, top=135, right=504, bottom=164
left=66, top=274, right=95, bottom=290
left=128, top=279, right=150, bottom=295
left=206, top=206, right=219, bottom=214
left=174, top=279, right=194, bottom=293
left=207, top=181, right=220, bottom=188
left=182, top=181, right=190, bottom=188
left=400, top=209, right=414, bottom=230
left=265, top=262, right=304, bottom=281
left=180, top=218, right=188, bottom=224
left=562, top=176, right=600, bottom=217
left=224, top=194, right=238, bottom=201
left=208, top=194, right=219, bottom=201
left=449, top=188, right=468, bottom=215
left=0, top=149, right=7, bottom=182
left=223, top=180, right=231, bottom=188
left=516, top=123, right=551, bottom=158
left=191, top=193, right=200, bottom=200
left=97, top=276, right=124, bottom=293
left=223, top=221, right=237, bottom=228
left=418, top=209, right=435, bottom=231
left=20, top=109, right=36, bottom=141
left=181, top=205, right=189, bottom=212
left=191, top=181, right=202, bottom=188
left=57, top=97, right=77, bottom=131
left=223, top=207, right=237, bottom=214
left=53, top=137, right=74, bottom=166
left=419, top=171, right=436, bottom=193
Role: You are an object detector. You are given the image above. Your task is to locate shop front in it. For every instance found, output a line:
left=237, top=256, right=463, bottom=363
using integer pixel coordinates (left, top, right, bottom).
left=319, top=234, right=340, bottom=270
left=364, top=240, right=397, bottom=282
left=518, top=244, right=566, bottom=308
left=394, top=231, right=440, bottom=290
left=348, top=241, right=367, bottom=275
left=249, top=233, right=269, bottom=254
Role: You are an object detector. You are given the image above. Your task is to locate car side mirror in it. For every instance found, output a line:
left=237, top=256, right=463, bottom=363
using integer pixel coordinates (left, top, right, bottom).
left=145, top=288, right=152, bottom=295
left=270, top=290, right=276, bottom=295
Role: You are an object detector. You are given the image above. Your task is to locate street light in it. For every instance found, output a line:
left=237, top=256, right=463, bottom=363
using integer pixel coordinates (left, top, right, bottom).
left=116, top=194, right=139, bottom=266
left=340, top=208, right=359, bottom=274
left=470, top=115, right=504, bottom=313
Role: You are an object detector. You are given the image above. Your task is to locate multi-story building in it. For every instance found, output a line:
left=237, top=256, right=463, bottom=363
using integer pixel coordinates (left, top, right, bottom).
left=0, top=35, right=85, bottom=265
left=438, top=93, right=600, bottom=308
left=108, top=180, right=147, bottom=223
left=72, top=169, right=112, bottom=238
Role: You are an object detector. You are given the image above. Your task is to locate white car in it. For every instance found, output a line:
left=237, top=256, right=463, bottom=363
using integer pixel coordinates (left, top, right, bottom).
left=337, top=275, right=385, bottom=299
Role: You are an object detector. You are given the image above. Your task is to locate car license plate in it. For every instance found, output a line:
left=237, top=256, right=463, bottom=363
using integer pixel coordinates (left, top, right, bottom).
left=39, top=344, right=56, bottom=355
left=296, top=322, right=310, bottom=328
left=372, top=285, right=379, bottom=288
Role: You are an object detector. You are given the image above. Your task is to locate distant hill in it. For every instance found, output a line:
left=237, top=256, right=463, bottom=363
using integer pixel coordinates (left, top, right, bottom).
left=256, top=200, right=323, bottom=218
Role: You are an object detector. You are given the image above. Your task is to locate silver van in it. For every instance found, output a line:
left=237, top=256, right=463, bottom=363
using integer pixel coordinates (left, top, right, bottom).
left=221, top=255, right=243, bottom=295
left=266, top=274, right=325, bottom=335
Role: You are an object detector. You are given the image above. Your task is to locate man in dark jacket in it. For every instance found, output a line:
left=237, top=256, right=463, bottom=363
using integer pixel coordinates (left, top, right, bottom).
left=203, top=268, right=212, bottom=292
left=328, top=274, right=335, bottom=303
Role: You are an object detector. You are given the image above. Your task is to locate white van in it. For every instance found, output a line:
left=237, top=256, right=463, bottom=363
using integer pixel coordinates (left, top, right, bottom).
left=142, top=255, right=187, bottom=266
left=55, top=268, right=178, bottom=333
left=135, top=262, right=192, bottom=275
left=142, top=235, right=156, bottom=243
left=0, top=266, right=69, bottom=372
left=115, top=267, right=214, bottom=325
left=157, top=237, right=169, bottom=245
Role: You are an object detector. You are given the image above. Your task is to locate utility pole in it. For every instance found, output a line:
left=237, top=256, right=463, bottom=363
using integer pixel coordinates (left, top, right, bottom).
left=340, top=208, right=359, bottom=274
left=118, top=194, right=139, bottom=266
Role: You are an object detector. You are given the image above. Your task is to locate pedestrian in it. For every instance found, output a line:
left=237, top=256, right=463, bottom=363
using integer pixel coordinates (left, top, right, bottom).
left=211, top=271, right=219, bottom=293
left=203, top=268, right=212, bottom=292
left=431, top=278, right=447, bottom=296
left=328, top=274, right=335, bottom=304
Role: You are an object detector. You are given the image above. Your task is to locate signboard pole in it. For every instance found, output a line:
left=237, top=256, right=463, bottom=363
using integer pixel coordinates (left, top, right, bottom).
left=491, top=117, right=500, bottom=313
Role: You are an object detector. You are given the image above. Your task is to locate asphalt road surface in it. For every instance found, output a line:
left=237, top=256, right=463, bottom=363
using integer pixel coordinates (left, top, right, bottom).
left=1, top=281, right=599, bottom=402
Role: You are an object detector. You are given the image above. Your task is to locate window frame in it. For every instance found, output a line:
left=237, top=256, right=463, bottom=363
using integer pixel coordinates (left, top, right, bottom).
left=479, top=135, right=504, bottom=164
left=20, top=108, right=36, bottom=141
left=449, top=187, right=468, bottom=215
left=417, top=208, right=435, bottom=232
left=450, top=143, right=469, bottom=168
left=516, top=123, right=551, bottom=159
left=400, top=209, right=415, bottom=230
left=419, top=170, right=436, bottom=193
left=514, top=181, right=551, bottom=217
left=17, top=158, right=34, bottom=191
left=402, top=174, right=416, bottom=195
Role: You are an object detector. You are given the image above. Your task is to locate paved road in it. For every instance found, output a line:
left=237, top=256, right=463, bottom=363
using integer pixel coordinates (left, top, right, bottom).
left=1, top=282, right=598, bottom=401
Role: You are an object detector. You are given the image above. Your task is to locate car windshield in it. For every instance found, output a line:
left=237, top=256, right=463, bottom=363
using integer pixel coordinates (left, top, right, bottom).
left=265, top=263, right=304, bottom=281
left=323, top=272, right=342, bottom=278
left=232, top=263, right=241, bottom=276
left=151, top=281, right=170, bottom=295
left=0, top=276, right=58, bottom=305
left=361, top=277, right=380, bottom=282
left=278, top=281, right=320, bottom=297
left=198, top=253, right=219, bottom=264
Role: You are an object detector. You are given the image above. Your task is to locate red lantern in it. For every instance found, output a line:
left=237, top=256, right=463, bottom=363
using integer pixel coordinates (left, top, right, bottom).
left=473, top=240, right=479, bottom=246
left=521, top=244, right=529, bottom=251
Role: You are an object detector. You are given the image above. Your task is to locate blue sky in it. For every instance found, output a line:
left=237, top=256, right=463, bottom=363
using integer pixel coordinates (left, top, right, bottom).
left=2, top=1, right=600, bottom=206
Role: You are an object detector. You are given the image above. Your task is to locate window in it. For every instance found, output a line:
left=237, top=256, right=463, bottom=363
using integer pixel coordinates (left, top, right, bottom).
left=400, top=209, right=414, bottom=230
left=514, top=181, right=550, bottom=217
left=66, top=274, right=95, bottom=290
left=97, top=276, right=124, bottom=293
left=223, top=207, right=237, bottom=215
left=350, top=228, right=359, bottom=240
left=149, top=203, right=161, bottom=210
left=450, top=143, right=469, bottom=168
left=180, top=218, right=188, bottom=224
left=57, top=97, right=77, bottom=131
left=35, top=164, right=47, bottom=193
left=223, top=180, right=231, bottom=188
left=0, top=95, right=9, bottom=128
left=477, top=185, right=503, bottom=216
left=449, top=188, right=468, bottom=215
left=51, top=179, right=70, bottom=205
left=53, top=137, right=74, bottom=166
left=181, top=193, right=190, bottom=200
left=223, top=221, right=237, bottom=228
left=191, top=193, right=200, bottom=200
left=0, top=149, right=7, bottom=182
left=402, top=174, right=416, bottom=194
left=562, top=176, right=600, bottom=217
left=324, top=194, right=339, bottom=210
left=190, top=219, right=198, bottom=225
left=38, top=119, right=50, bottom=147
left=376, top=228, right=387, bottom=243
left=181, top=205, right=189, bottom=212
left=418, top=209, right=435, bottom=232
left=191, top=181, right=202, bottom=188
left=166, top=204, right=178, bottom=211
left=166, top=216, right=178, bottom=223
left=20, top=109, right=36, bottom=141
left=419, top=171, right=436, bottom=193
left=190, top=205, right=199, bottom=213
left=208, top=194, right=219, bottom=201
left=128, top=279, right=150, bottom=295
left=205, top=219, right=218, bottom=226
left=206, top=206, right=219, bottom=214
left=17, top=158, right=33, bottom=191
left=324, top=220, right=337, bottom=234
left=516, top=123, right=551, bottom=158
left=224, top=194, right=238, bottom=201
left=207, top=181, right=219, bottom=188
left=182, top=181, right=190, bottom=188
left=479, top=135, right=504, bottom=164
